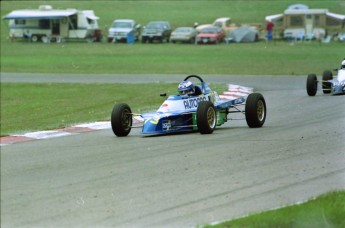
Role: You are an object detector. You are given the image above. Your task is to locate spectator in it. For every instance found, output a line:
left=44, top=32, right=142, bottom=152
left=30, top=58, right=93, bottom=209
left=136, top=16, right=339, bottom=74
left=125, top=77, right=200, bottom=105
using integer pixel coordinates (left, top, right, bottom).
left=193, top=22, right=199, bottom=29
left=266, top=20, right=274, bottom=41
left=23, top=30, right=32, bottom=41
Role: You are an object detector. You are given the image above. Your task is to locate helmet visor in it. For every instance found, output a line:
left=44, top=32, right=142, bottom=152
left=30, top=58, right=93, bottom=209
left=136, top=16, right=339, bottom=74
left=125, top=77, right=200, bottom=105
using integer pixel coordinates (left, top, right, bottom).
left=179, top=90, right=190, bottom=95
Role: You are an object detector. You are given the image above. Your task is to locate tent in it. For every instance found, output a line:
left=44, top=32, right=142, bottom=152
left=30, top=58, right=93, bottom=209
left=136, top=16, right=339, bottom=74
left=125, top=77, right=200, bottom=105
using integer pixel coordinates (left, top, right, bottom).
left=228, top=26, right=258, bottom=43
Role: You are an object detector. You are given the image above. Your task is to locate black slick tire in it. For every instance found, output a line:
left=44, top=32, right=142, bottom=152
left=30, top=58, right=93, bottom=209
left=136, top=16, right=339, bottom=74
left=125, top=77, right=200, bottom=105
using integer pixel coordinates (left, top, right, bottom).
left=111, top=103, right=132, bottom=137
left=306, top=73, right=318, bottom=96
left=196, top=101, right=216, bottom=134
left=245, top=93, right=266, bottom=128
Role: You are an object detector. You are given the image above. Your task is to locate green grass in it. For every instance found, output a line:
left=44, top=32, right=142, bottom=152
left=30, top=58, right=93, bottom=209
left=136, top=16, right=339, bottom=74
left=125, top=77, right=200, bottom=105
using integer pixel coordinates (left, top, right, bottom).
left=1, top=1, right=345, bottom=75
left=2, top=1, right=343, bottom=27
left=204, top=191, right=345, bottom=228
left=1, top=41, right=344, bottom=75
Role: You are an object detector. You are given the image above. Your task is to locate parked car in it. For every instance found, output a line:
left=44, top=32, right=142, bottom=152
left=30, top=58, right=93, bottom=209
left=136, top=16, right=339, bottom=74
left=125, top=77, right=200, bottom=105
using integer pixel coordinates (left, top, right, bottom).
left=141, top=21, right=172, bottom=43
left=170, top=27, right=197, bottom=44
left=196, top=17, right=238, bottom=36
left=196, top=26, right=225, bottom=44
left=108, top=19, right=141, bottom=43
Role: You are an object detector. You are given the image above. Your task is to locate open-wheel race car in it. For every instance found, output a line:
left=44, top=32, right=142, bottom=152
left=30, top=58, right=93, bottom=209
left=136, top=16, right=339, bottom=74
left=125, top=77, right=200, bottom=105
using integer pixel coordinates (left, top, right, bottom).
left=306, top=61, right=345, bottom=96
left=111, top=75, right=267, bottom=137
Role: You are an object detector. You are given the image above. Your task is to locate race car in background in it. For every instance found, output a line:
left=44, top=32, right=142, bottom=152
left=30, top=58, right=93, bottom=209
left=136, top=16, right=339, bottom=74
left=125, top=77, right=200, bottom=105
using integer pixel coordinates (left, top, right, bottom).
left=111, top=75, right=267, bottom=137
left=306, top=65, right=345, bottom=96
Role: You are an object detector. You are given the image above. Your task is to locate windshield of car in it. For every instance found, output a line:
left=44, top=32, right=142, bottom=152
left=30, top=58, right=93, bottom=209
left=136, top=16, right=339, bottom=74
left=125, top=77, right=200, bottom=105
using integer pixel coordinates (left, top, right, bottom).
left=112, top=22, right=132, bottom=28
left=200, top=27, right=218, bottom=34
left=175, top=28, right=193, bottom=33
left=147, top=22, right=165, bottom=29
left=213, top=22, right=222, bottom=28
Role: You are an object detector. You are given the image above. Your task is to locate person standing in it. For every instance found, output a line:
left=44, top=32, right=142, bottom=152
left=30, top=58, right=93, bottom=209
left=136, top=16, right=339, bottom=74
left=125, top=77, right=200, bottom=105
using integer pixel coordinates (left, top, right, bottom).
left=266, top=20, right=274, bottom=41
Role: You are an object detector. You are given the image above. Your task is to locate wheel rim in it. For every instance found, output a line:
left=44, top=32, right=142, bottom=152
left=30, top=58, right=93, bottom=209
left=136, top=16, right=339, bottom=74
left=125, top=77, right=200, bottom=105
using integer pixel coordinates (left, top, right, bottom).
left=32, top=36, right=38, bottom=42
left=121, top=110, right=131, bottom=130
left=257, top=100, right=265, bottom=121
left=207, top=107, right=216, bottom=128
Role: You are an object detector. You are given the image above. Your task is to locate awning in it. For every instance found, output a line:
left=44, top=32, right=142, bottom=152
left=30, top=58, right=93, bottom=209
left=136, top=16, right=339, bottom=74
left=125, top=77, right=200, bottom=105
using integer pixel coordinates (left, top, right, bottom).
left=326, top=12, right=345, bottom=20
left=2, top=10, right=76, bottom=20
left=86, top=15, right=99, bottom=20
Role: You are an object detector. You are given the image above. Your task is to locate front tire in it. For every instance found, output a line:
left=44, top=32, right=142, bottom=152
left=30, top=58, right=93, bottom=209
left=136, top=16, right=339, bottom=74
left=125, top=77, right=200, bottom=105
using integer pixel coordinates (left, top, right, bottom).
left=306, top=73, right=318, bottom=96
left=111, top=103, right=132, bottom=137
left=322, top=70, right=333, bottom=94
left=245, top=93, right=266, bottom=128
left=31, top=35, right=39, bottom=42
left=197, top=101, right=216, bottom=134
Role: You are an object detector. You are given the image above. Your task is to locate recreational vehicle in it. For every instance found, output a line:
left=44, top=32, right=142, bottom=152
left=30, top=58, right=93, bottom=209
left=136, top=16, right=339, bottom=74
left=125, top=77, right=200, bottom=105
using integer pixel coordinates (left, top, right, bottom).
left=266, top=8, right=345, bottom=40
left=2, top=5, right=102, bottom=42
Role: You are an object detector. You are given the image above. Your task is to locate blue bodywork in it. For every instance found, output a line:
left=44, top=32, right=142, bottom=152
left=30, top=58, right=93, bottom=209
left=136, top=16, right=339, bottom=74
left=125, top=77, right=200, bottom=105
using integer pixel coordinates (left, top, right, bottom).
left=139, top=81, right=245, bottom=135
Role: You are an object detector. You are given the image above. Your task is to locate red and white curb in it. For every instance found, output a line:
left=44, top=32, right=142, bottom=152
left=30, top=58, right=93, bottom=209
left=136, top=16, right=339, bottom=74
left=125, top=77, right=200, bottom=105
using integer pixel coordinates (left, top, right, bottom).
left=0, top=121, right=111, bottom=146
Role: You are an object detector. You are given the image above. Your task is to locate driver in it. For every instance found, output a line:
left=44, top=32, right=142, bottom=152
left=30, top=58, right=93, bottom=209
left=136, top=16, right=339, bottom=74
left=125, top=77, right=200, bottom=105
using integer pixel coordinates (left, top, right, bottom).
left=178, top=80, right=195, bottom=97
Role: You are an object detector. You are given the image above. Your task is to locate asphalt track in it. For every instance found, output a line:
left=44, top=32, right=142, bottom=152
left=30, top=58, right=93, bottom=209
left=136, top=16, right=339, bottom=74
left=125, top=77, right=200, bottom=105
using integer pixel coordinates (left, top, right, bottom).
left=1, top=73, right=345, bottom=227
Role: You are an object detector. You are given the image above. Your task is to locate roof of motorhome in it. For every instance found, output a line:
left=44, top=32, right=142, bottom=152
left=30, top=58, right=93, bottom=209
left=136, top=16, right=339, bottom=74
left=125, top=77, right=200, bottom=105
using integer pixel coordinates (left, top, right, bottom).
left=266, top=9, right=345, bottom=21
left=3, top=9, right=77, bottom=20
left=284, top=9, right=328, bottom=15
left=2, top=7, right=99, bottom=20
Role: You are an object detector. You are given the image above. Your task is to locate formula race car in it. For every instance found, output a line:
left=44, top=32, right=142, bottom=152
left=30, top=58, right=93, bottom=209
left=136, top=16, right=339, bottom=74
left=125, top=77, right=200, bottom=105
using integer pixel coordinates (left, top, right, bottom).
left=111, top=75, right=266, bottom=136
left=306, top=67, right=345, bottom=96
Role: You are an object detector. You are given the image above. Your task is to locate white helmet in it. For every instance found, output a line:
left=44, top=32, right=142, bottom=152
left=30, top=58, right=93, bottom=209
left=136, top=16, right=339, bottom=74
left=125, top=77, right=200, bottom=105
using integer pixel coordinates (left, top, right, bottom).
left=178, top=80, right=195, bottom=97
left=342, top=59, right=345, bottom=68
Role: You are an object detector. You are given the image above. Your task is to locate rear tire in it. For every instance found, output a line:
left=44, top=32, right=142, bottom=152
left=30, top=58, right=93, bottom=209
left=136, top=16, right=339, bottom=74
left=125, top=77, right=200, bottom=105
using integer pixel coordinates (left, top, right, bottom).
left=196, top=101, right=216, bottom=134
left=245, top=93, right=266, bottom=128
left=322, top=70, right=333, bottom=94
left=111, top=103, right=132, bottom=137
left=306, top=73, right=318, bottom=96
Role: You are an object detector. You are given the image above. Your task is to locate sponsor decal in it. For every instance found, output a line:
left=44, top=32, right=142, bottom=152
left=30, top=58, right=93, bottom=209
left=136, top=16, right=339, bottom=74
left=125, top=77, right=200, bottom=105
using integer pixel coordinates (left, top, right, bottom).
left=150, top=116, right=159, bottom=125
left=183, top=96, right=208, bottom=109
left=333, top=81, right=345, bottom=86
left=162, top=120, right=172, bottom=131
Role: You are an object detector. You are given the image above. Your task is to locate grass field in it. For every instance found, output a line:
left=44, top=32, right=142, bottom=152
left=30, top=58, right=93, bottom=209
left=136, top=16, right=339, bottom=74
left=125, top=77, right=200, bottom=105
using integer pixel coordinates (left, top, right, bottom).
left=1, top=1, right=344, bottom=75
left=204, top=190, right=345, bottom=228
left=1, top=41, right=344, bottom=75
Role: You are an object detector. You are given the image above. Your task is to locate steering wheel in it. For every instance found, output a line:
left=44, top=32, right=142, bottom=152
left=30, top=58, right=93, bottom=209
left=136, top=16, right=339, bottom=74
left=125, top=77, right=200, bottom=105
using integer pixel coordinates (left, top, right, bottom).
left=184, top=75, right=204, bottom=83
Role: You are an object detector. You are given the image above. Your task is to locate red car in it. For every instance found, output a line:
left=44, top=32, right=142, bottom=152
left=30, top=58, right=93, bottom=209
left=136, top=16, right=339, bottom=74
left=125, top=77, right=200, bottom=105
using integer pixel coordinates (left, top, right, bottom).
left=196, top=26, right=225, bottom=44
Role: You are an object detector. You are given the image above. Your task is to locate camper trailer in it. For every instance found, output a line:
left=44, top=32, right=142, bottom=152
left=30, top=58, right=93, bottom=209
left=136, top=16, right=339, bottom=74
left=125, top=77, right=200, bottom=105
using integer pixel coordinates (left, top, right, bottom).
left=266, top=8, right=345, bottom=40
left=3, top=5, right=102, bottom=42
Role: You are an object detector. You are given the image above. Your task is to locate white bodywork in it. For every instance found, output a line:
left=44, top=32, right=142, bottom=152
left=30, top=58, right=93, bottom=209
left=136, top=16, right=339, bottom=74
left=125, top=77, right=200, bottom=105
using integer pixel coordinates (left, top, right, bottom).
left=157, top=94, right=214, bottom=113
left=337, top=69, right=345, bottom=82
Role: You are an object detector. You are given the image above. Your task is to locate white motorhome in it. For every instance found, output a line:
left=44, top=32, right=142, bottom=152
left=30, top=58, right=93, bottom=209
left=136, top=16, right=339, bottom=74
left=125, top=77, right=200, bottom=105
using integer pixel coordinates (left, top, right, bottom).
left=3, top=5, right=102, bottom=42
